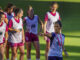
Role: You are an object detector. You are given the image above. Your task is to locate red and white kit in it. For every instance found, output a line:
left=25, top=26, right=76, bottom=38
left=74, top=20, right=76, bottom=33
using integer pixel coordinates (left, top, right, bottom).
left=4, top=12, right=15, bottom=43
left=0, top=21, right=8, bottom=45
left=8, top=17, right=24, bottom=47
left=45, top=11, right=60, bottom=33
left=45, top=11, right=61, bottom=42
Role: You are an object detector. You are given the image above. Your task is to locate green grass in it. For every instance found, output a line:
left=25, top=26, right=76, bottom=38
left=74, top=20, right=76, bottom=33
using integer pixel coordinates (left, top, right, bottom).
left=29, top=0, right=80, bottom=3
left=0, top=0, right=80, bottom=60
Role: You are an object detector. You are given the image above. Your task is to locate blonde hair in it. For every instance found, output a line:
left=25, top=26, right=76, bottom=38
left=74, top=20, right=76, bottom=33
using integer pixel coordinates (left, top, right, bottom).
left=27, top=5, right=33, bottom=11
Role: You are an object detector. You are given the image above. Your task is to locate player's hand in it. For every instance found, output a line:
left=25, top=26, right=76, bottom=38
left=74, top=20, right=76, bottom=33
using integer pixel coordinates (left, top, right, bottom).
left=4, top=40, right=7, bottom=48
left=14, top=29, right=20, bottom=32
left=41, top=33, right=44, bottom=36
left=38, top=32, right=42, bottom=36
left=22, top=38, right=25, bottom=43
left=38, top=32, right=44, bottom=36
left=4, top=43, right=6, bottom=48
left=44, top=36, right=47, bottom=40
left=64, top=51, right=69, bottom=57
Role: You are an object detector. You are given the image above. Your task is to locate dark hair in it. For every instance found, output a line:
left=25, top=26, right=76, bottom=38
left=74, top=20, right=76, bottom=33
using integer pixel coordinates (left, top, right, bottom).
left=14, top=8, right=23, bottom=16
left=0, top=12, right=4, bottom=20
left=51, top=1, right=58, bottom=6
left=5, top=3, right=14, bottom=12
left=55, top=20, right=62, bottom=28
left=13, top=6, right=16, bottom=12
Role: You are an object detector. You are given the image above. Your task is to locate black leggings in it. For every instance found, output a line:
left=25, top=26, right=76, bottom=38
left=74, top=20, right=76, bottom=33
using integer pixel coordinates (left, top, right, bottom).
left=48, top=56, right=63, bottom=60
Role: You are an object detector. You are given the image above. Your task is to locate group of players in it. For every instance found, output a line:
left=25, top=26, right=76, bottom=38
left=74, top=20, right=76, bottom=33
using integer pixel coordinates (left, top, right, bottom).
left=0, top=2, right=68, bottom=60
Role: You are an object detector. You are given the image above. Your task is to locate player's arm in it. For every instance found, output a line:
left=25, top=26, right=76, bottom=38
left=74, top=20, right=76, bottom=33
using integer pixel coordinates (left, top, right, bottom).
left=44, top=13, right=48, bottom=34
left=44, top=21, right=47, bottom=33
left=5, top=31, right=8, bottom=44
left=62, top=45, right=65, bottom=51
left=8, top=27, right=20, bottom=32
left=23, top=17, right=26, bottom=24
left=62, top=35, right=69, bottom=56
left=4, top=13, right=8, bottom=24
left=22, top=27, right=25, bottom=43
left=4, top=26, right=8, bottom=47
left=38, top=17, right=44, bottom=33
left=62, top=45, right=69, bottom=56
left=43, top=14, right=48, bottom=40
left=41, top=33, right=52, bottom=38
left=59, top=13, right=61, bottom=21
left=23, top=18, right=27, bottom=33
left=8, top=28, right=20, bottom=32
left=4, top=18, right=8, bottom=24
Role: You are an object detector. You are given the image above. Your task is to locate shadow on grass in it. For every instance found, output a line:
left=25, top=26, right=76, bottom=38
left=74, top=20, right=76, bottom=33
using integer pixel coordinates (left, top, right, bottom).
left=65, top=35, right=80, bottom=38
left=64, top=45, right=80, bottom=53
left=25, top=44, right=80, bottom=53
left=24, top=43, right=46, bottom=50
left=9, top=51, right=45, bottom=56
left=9, top=51, right=80, bottom=60
left=9, top=44, right=80, bottom=60
left=63, top=55, right=80, bottom=60
left=22, top=43, right=80, bottom=53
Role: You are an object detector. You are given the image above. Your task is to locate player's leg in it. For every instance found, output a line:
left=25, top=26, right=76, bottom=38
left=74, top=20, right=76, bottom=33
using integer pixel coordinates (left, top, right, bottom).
left=25, top=32, right=32, bottom=60
left=33, top=41, right=40, bottom=60
left=26, top=42, right=31, bottom=60
left=11, top=44, right=17, bottom=60
left=6, top=42, right=10, bottom=60
left=6, top=33, right=12, bottom=60
left=45, top=37, right=50, bottom=60
left=18, top=43, right=24, bottom=60
left=0, top=44, right=4, bottom=60
left=32, top=35, right=40, bottom=60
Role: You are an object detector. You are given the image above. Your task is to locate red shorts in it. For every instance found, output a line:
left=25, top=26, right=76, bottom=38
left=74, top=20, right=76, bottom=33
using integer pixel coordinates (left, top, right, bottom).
left=10, top=42, right=24, bottom=47
left=25, top=32, right=39, bottom=42
left=0, top=43, right=4, bottom=45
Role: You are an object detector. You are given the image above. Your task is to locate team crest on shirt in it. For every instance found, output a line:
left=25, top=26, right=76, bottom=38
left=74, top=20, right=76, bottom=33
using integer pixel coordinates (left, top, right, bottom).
left=31, top=24, right=36, bottom=28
